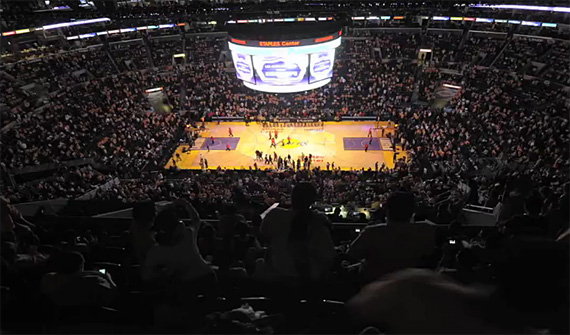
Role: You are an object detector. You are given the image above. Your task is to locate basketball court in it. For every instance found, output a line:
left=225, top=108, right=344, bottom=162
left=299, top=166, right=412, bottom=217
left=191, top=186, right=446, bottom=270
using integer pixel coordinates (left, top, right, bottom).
left=165, top=121, right=407, bottom=171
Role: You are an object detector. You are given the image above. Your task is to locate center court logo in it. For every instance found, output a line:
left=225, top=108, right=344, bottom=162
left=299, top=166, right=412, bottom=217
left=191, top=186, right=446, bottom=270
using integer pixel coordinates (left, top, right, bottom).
left=279, top=138, right=307, bottom=149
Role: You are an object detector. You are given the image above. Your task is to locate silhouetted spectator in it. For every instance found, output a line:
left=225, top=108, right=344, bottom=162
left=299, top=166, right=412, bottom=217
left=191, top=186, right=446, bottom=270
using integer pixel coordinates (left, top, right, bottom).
left=261, top=182, right=335, bottom=283
left=348, top=192, right=436, bottom=283
left=130, top=201, right=156, bottom=264
left=142, top=200, right=217, bottom=299
left=503, top=194, right=548, bottom=238
left=41, top=251, right=117, bottom=307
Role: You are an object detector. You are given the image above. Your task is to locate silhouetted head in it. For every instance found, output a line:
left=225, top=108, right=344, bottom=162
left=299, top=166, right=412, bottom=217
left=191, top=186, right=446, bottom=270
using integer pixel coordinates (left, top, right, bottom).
left=223, top=204, right=238, bottom=215
left=154, top=208, right=183, bottom=245
left=291, top=182, right=317, bottom=211
left=200, top=224, right=216, bottom=239
left=251, top=214, right=262, bottom=228
left=235, top=221, right=250, bottom=236
left=133, top=201, right=155, bottom=228
left=386, top=192, right=416, bottom=224
left=53, top=251, right=85, bottom=274
left=1, top=242, right=17, bottom=264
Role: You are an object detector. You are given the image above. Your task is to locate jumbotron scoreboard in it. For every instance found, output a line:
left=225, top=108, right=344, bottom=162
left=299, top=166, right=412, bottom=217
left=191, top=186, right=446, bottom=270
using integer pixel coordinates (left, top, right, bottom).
left=227, top=22, right=342, bottom=93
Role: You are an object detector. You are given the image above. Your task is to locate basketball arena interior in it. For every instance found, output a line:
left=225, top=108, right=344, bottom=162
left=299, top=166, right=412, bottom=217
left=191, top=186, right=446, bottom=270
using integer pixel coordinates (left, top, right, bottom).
left=0, top=0, right=569, bottom=333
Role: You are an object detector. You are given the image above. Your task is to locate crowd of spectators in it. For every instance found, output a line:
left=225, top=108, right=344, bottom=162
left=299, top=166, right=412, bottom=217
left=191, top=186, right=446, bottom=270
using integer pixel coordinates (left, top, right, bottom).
left=186, top=37, right=223, bottom=63
left=0, top=1, right=216, bottom=31
left=364, top=31, right=420, bottom=60
left=107, top=66, right=570, bottom=225
left=177, top=35, right=416, bottom=119
left=423, top=31, right=463, bottom=67
left=3, top=166, right=112, bottom=204
left=474, top=22, right=513, bottom=34
left=495, top=36, right=549, bottom=72
left=1, top=178, right=568, bottom=333
left=516, top=25, right=570, bottom=40
left=85, top=64, right=569, bottom=233
left=0, top=79, right=32, bottom=126
left=150, top=38, right=181, bottom=68
left=109, top=42, right=150, bottom=72
left=1, top=9, right=570, bottom=335
left=0, top=25, right=566, bottom=222
left=94, top=163, right=458, bottom=214
left=417, top=66, right=568, bottom=176
left=18, top=60, right=562, bottom=235
left=2, top=71, right=186, bottom=177
left=458, top=35, right=506, bottom=66
left=540, top=41, right=570, bottom=86
left=1, top=47, right=116, bottom=89
left=416, top=67, right=457, bottom=102
left=2, top=28, right=568, bottom=199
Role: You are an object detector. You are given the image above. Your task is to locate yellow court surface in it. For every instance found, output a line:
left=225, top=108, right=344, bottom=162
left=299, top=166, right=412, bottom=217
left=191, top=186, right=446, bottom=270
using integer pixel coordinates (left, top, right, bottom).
left=165, top=121, right=407, bottom=171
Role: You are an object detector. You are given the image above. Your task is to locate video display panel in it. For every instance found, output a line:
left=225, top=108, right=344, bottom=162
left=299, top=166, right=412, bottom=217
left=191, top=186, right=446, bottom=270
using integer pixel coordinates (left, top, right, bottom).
left=228, top=36, right=341, bottom=93
left=309, top=49, right=335, bottom=84
left=252, top=54, right=309, bottom=87
left=231, top=51, right=255, bottom=84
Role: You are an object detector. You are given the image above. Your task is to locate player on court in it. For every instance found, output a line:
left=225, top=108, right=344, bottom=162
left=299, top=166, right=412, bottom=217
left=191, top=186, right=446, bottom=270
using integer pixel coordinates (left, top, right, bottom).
left=368, top=128, right=373, bottom=138
left=211, top=136, right=215, bottom=145
left=274, top=130, right=278, bottom=139
left=364, top=143, right=369, bottom=152
left=226, top=142, right=231, bottom=151
left=271, top=138, right=276, bottom=148
left=228, top=128, right=233, bottom=137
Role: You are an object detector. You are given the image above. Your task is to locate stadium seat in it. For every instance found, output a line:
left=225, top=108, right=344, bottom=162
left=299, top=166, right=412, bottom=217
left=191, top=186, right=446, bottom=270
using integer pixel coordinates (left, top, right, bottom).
left=93, top=246, right=130, bottom=265
left=38, top=244, right=59, bottom=255
left=105, top=235, right=129, bottom=248
left=50, top=306, right=120, bottom=334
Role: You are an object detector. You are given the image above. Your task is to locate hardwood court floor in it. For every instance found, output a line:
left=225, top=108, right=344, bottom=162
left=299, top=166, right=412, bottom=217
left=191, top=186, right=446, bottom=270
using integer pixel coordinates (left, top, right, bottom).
left=165, top=121, right=407, bottom=171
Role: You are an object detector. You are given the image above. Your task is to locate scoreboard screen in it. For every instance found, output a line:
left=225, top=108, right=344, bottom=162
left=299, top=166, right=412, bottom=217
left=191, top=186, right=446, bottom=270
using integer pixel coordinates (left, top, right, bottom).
left=229, top=32, right=342, bottom=93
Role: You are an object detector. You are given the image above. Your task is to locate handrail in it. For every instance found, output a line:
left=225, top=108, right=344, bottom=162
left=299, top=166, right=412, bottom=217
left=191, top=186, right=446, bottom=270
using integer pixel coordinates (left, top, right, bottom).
left=9, top=158, right=96, bottom=175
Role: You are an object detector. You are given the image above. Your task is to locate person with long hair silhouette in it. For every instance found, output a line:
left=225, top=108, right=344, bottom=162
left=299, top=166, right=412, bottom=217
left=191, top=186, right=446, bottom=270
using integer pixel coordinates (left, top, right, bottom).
left=260, top=183, right=335, bottom=300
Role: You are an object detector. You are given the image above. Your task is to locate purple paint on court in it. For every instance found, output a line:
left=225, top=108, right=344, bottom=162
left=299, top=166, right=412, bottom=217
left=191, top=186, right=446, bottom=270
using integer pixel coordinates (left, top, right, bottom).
left=343, top=137, right=383, bottom=151
left=200, top=137, right=240, bottom=150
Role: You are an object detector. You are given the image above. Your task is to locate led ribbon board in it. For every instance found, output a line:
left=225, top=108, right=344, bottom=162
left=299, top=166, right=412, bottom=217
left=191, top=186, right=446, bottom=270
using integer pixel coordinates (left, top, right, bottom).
left=228, top=33, right=342, bottom=93
left=470, top=4, right=570, bottom=13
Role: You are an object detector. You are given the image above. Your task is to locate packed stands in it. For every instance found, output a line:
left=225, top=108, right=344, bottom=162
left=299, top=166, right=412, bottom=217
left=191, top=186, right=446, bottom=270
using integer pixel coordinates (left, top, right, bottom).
left=1, top=2, right=569, bottom=334
left=458, top=34, right=506, bottom=66
left=109, top=41, right=150, bottom=72
left=150, top=38, right=182, bottom=68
